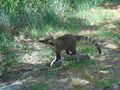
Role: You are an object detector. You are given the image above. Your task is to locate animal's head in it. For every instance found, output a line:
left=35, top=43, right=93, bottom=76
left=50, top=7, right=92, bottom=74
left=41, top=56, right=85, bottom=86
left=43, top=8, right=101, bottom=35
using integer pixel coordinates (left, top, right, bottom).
left=38, top=37, right=54, bottom=47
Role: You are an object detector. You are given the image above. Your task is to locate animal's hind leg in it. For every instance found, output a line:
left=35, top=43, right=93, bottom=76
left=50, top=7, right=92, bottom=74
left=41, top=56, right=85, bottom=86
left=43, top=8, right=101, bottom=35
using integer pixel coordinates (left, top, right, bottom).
left=65, top=49, right=70, bottom=55
left=70, top=47, right=76, bottom=55
left=70, top=43, right=77, bottom=55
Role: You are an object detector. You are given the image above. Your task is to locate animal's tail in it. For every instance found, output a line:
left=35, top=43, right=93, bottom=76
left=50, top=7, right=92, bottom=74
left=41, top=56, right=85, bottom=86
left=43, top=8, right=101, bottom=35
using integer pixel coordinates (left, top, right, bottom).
left=75, top=35, right=101, bottom=54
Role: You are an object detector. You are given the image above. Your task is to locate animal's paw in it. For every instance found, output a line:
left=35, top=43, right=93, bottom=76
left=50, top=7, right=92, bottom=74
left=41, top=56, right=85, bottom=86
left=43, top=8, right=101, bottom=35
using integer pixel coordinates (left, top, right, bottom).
left=50, top=59, right=57, bottom=67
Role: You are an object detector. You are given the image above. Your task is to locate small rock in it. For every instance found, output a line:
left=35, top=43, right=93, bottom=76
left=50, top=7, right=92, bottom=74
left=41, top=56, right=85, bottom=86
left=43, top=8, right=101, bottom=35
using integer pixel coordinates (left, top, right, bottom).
left=99, top=70, right=109, bottom=74
left=103, top=82, right=120, bottom=90
left=70, top=78, right=90, bottom=87
left=0, top=81, right=28, bottom=90
left=105, top=44, right=118, bottom=49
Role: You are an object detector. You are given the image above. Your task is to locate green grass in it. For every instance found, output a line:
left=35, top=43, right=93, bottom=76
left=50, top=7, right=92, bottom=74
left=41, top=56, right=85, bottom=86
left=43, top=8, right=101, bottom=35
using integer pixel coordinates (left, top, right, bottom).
left=0, top=32, right=18, bottom=75
left=98, top=29, right=115, bottom=39
left=115, top=55, right=120, bottom=60
left=77, top=7, right=114, bottom=24
left=43, top=69, right=59, bottom=78
left=30, top=82, right=50, bottom=90
left=96, top=77, right=118, bottom=87
left=114, top=19, right=120, bottom=30
left=78, top=45, right=96, bottom=54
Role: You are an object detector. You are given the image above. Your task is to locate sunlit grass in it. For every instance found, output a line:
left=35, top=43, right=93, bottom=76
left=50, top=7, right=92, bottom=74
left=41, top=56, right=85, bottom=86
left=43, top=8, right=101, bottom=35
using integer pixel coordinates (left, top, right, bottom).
left=41, top=47, right=54, bottom=60
left=77, top=7, right=114, bottom=24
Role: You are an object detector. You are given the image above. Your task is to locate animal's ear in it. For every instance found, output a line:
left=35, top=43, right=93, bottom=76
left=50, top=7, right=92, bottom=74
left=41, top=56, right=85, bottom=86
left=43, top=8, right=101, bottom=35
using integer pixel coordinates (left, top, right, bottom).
left=48, top=40, right=54, bottom=46
left=48, top=39, right=52, bottom=43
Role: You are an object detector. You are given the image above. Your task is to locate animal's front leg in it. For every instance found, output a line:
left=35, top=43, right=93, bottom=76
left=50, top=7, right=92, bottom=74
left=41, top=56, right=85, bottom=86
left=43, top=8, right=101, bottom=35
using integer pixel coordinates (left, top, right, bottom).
left=50, top=58, right=57, bottom=67
left=50, top=50, right=61, bottom=67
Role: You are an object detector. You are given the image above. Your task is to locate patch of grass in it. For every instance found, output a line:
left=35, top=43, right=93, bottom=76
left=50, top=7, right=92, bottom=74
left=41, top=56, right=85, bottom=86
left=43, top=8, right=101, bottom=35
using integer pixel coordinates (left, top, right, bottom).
left=24, top=27, right=41, bottom=39
left=115, top=55, right=120, bottom=60
left=97, top=28, right=115, bottom=39
left=114, top=19, right=120, bottom=30
left=80, top=46, right=95, bottom=54
left=96, top=78, right=117, bottom=87
left=77, top=7, right=114, bottom=24
left=72, top=0, right=105, bottom=10
left=41, top=47, right=54, bottom=60
left=30, top=82, right=50, bottom=90
left=67, top=61, right=82, bottom=68
left=66, top=61, right=84, bottom=69
left=43, top=69, right=59, bottom=78
left=77, top=43, right=97, bottom=57
left=24, top=24, right=70, bottom=39
left=0, top=32, right=19, bottom=75
left=62, top=59, right=95, bottom=71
